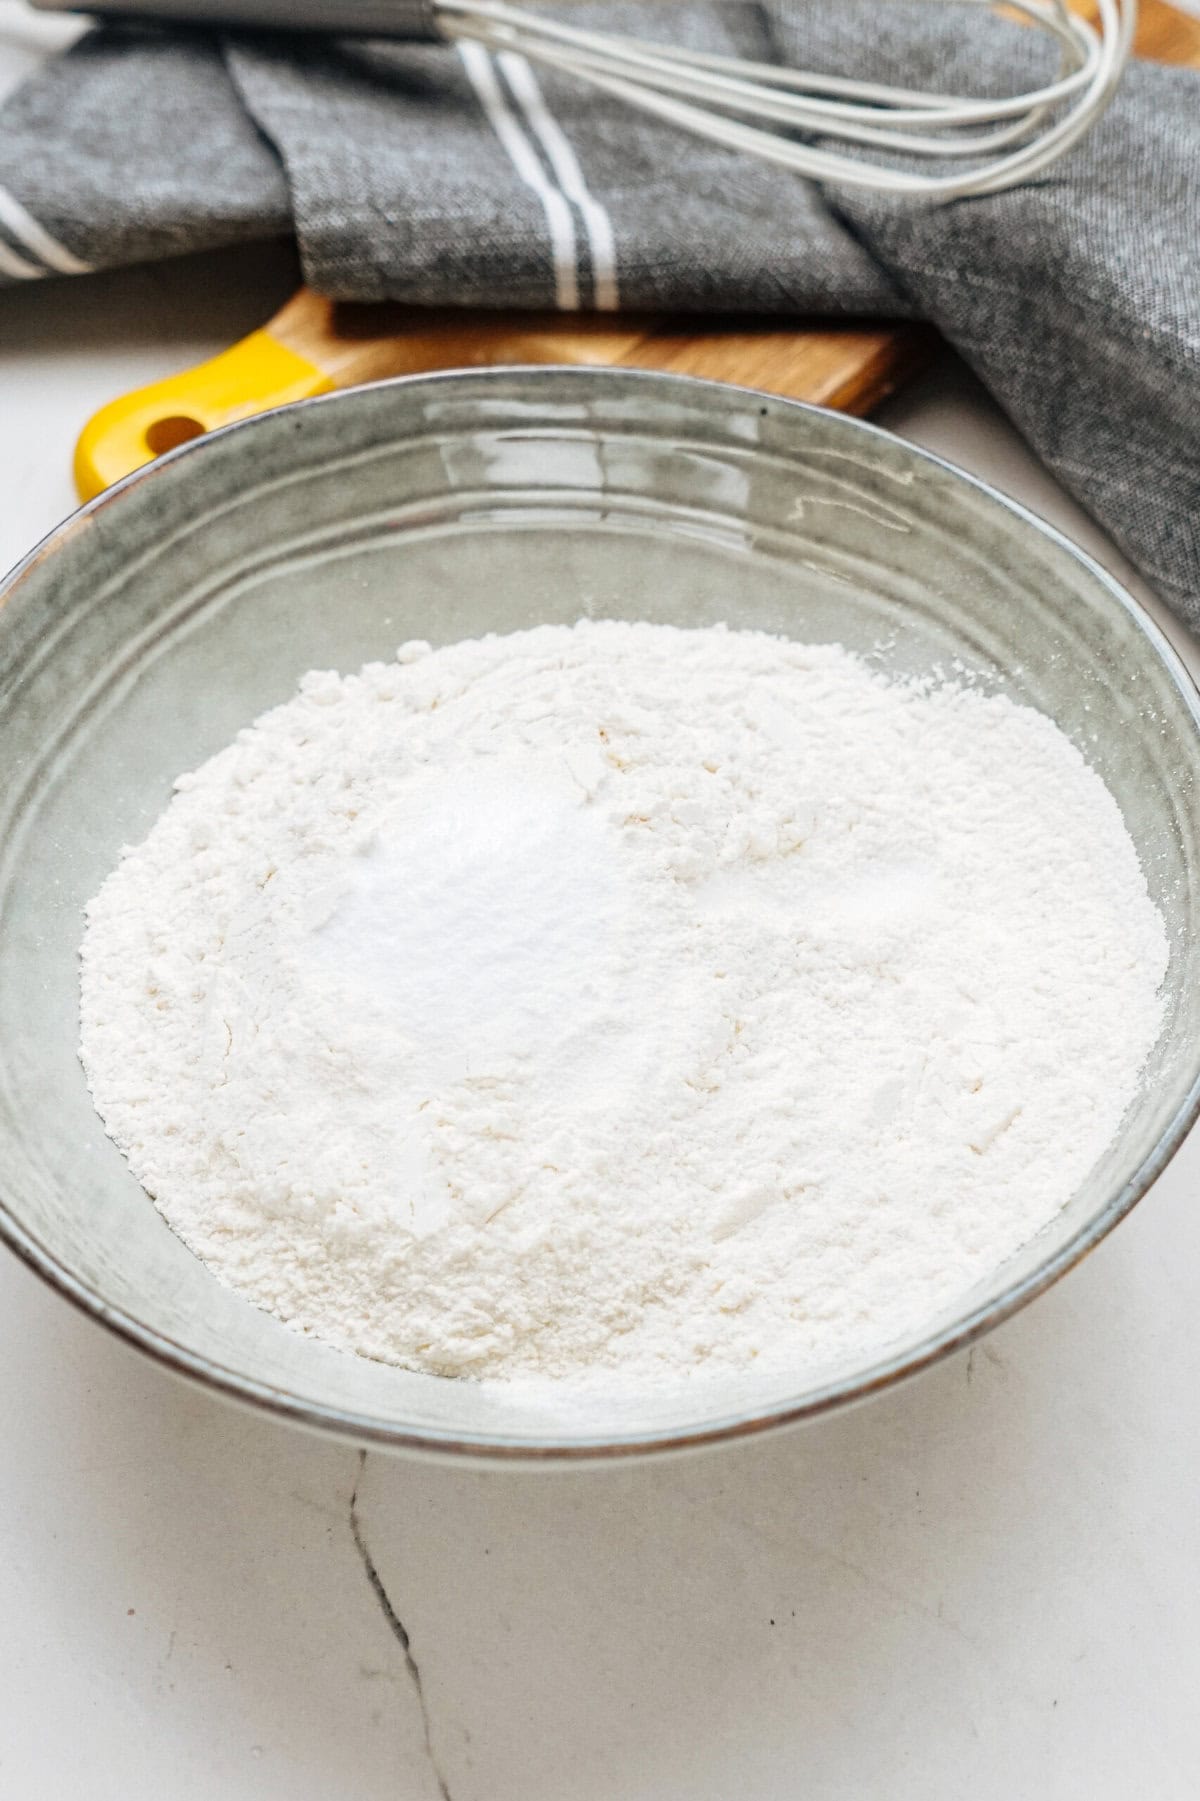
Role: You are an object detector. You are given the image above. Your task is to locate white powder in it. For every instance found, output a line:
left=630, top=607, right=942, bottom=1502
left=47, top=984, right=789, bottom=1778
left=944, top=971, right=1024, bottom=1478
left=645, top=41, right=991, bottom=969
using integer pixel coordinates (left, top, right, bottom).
left=79, top=621, right=1168, bottom=1389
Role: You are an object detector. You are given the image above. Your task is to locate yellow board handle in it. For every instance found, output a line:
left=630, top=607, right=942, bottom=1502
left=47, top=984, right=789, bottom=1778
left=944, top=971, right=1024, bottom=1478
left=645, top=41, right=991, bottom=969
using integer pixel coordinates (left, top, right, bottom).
left=73, top=329, right=334, bottom=501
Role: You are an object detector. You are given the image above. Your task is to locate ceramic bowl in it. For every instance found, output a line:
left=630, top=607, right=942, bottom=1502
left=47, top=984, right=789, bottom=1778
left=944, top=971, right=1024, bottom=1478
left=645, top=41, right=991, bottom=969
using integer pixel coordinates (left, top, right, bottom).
left=1, top=368, right=1197, bottom=1459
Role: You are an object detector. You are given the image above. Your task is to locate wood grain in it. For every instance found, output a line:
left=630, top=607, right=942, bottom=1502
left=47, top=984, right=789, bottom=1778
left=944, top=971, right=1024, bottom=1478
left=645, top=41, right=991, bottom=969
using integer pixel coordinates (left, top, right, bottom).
left=267, top=290, right=935, bottom=418
left=1111, top=0, right=1199, bottom=62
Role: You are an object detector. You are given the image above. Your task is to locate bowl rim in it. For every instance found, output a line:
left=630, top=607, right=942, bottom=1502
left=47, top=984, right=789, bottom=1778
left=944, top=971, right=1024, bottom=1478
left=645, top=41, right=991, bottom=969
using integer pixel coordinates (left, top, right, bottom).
left=2, top=363, right=1198, bottom=1462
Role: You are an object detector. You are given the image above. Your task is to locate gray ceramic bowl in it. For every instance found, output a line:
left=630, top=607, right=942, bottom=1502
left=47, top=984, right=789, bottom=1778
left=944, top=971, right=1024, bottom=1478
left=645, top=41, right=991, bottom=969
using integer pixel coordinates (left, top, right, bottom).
left=1, top=368, right=1197, bottom=1460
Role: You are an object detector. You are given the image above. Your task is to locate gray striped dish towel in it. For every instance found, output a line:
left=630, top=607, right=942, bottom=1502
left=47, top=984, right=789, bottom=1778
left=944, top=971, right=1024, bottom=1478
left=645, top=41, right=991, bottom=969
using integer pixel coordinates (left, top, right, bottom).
left=1, top=3, right=1198, bottom=628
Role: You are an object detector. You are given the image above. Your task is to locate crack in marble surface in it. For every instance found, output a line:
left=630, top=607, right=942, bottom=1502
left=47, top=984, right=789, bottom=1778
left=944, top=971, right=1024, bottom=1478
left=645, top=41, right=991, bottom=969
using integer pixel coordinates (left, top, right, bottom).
left=349, top=1450, right=453, bottom=1801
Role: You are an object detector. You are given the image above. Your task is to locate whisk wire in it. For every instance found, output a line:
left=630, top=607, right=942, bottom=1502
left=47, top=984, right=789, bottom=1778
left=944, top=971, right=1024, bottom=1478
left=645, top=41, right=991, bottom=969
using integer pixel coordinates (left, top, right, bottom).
left=436, top=0, right=1136, bottom=199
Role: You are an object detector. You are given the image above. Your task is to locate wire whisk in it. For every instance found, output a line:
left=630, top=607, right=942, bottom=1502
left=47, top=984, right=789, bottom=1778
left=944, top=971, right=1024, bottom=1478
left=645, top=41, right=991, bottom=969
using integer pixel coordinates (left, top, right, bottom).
left=436, top=0, right=1136, bottom=198
left=35, top=0, right=1138, bottom=199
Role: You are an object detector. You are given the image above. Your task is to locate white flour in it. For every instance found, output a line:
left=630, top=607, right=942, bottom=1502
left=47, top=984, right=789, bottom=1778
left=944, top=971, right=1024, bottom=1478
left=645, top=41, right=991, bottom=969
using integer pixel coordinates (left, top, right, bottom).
left=80, top=621, right=1167, bottom=1388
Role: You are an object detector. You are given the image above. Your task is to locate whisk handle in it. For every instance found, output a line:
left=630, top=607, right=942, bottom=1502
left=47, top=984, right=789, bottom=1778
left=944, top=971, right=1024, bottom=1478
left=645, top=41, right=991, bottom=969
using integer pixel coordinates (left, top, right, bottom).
left=27, top=0, right=442, bottom=39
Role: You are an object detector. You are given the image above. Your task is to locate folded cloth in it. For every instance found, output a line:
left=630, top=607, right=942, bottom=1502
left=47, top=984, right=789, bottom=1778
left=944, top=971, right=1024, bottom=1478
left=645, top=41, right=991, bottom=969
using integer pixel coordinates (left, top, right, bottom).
left=0, top=3, right=1197, bottom=627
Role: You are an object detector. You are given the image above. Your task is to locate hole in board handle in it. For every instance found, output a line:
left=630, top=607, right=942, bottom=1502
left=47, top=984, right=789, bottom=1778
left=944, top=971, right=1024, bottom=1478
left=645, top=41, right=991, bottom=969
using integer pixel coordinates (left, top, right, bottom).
left=145, top=415, right=206, bottom=457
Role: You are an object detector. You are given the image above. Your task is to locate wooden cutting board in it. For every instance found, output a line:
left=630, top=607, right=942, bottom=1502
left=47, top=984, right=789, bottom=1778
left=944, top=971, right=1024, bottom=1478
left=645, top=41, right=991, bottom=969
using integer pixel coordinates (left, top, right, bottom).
left=73, top=299, right=936, bottom=500
left=73, top=0, right=1199, bottom=500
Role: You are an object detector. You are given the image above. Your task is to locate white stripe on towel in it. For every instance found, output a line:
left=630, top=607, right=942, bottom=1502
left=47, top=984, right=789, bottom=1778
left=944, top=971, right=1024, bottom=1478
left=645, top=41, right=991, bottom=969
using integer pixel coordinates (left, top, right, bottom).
left=0, top=184, right=90, bottom=274
left=457, top=39, right=580, bottom=312
left=497, top=51, right=620, bottom=312
left=0, top=233, right=43, bottom=280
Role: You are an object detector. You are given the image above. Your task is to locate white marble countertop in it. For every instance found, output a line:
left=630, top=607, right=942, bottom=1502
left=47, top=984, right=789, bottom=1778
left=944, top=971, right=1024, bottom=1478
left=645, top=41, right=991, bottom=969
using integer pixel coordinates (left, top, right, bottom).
left=3, top=11, right=1200, bottom=1798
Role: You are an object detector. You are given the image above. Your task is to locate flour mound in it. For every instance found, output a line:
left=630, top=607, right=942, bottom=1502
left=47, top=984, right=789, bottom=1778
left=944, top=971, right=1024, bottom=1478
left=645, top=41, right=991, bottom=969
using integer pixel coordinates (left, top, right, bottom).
left=79, top=622, right=1167, bottom=1386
